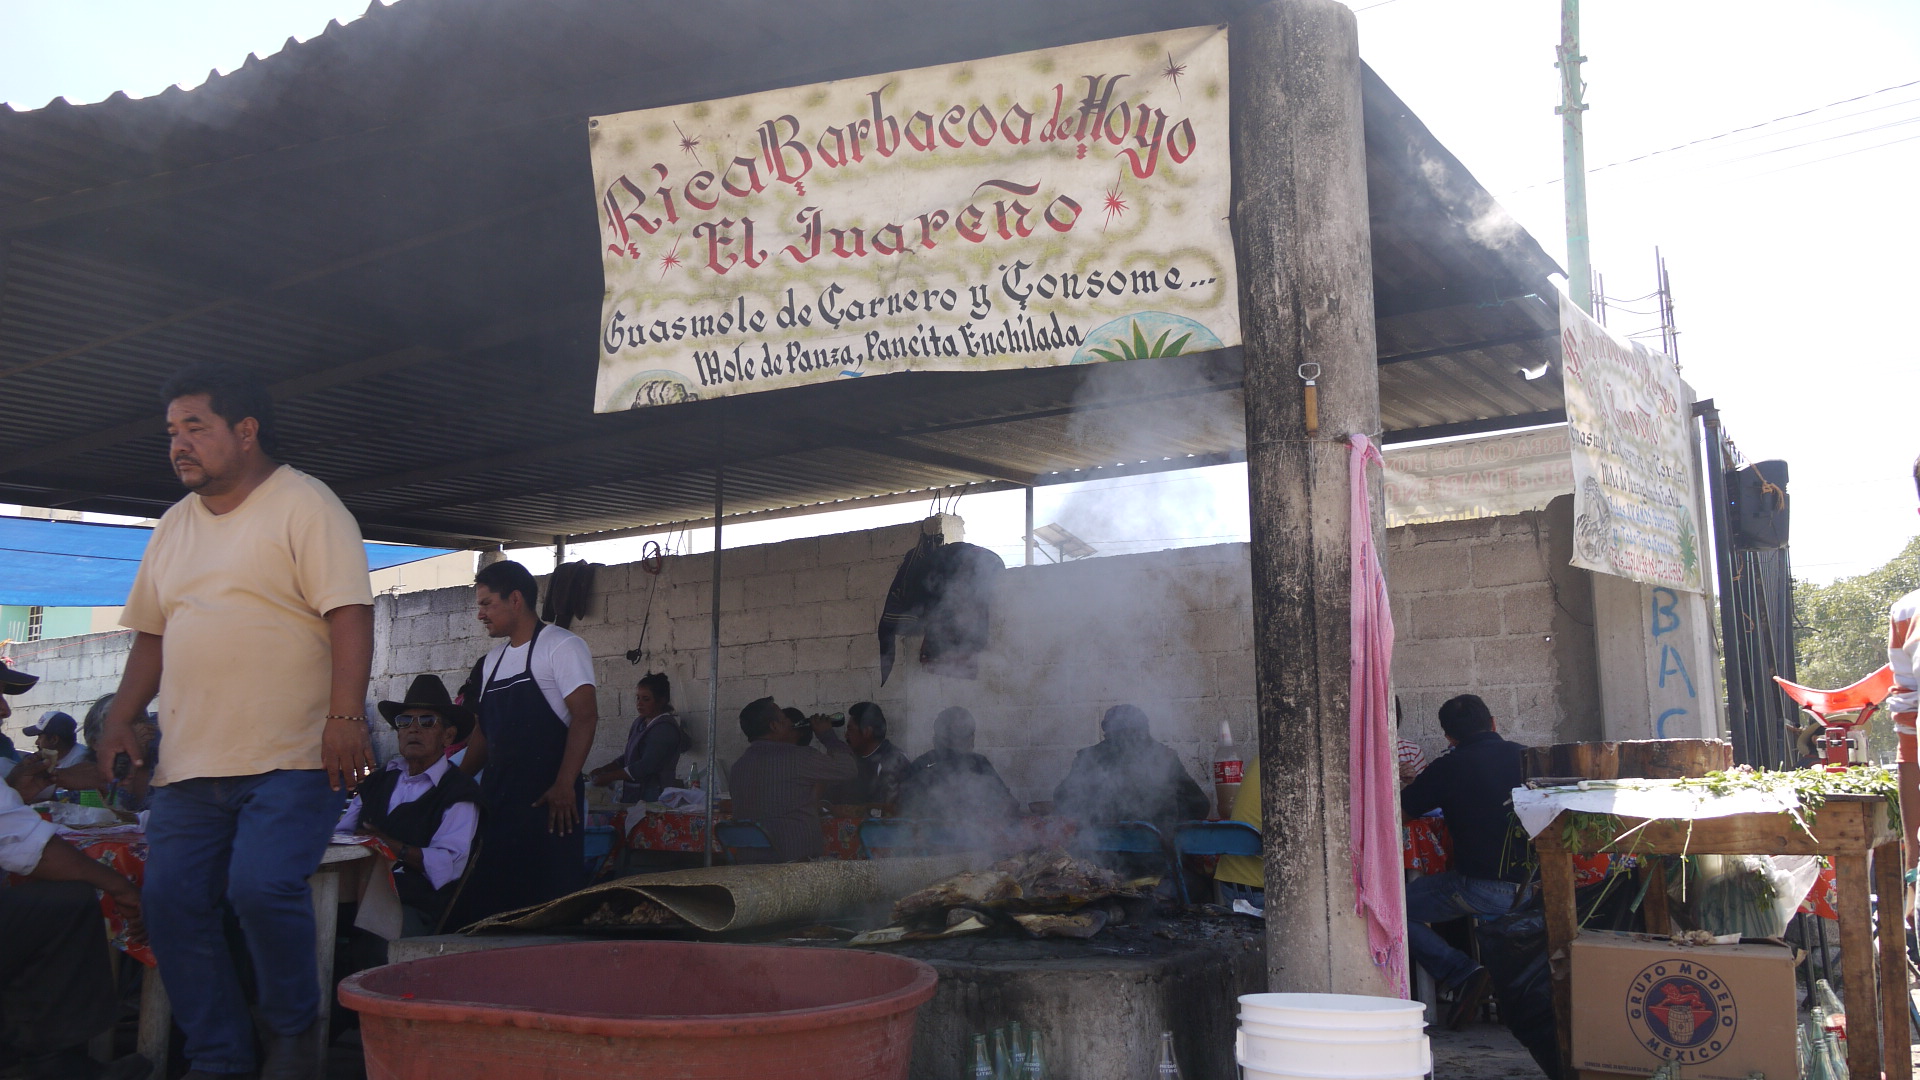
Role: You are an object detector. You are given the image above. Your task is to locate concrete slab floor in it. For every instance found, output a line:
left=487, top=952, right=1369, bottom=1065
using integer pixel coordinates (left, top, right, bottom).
left=1430, top=1023, right=1543, bottom=1080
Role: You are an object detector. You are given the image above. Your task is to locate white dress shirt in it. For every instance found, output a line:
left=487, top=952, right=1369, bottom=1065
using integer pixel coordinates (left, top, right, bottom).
left=0, top=782, right=56, bottom=875
left=337, top=757, right=478, bottom=890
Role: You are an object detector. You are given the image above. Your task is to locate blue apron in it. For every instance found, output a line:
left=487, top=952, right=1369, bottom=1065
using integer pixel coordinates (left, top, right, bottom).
left=450, top=624, right=586, bottom=926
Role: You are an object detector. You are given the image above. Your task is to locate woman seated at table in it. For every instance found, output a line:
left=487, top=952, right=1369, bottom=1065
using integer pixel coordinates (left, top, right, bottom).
left=589, top=672, right=689, bottom=804
left=78, top=694, right=161, bottom=812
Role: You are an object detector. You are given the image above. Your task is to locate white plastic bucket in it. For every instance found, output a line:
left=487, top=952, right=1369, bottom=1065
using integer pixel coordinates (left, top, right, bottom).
left=1236, top=1017, right=1428, bottom=1043
left=1238, top=992, right=1428, bottom=1032
left=1236, top=1026, right=1431, bottom=1076
left=1238, top=1065, right=1427, bottom=1080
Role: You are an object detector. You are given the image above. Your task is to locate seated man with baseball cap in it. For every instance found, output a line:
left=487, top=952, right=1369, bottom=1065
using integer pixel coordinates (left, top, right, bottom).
left=337, top=675, right=481, bottom=936
left=0, top=661, right=150, bottom=1079
left=24, top=711, right=87, bottom=772
left=11, top=711, right=98, bottom=803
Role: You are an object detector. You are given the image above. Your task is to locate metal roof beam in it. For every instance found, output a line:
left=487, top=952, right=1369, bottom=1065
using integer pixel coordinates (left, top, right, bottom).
left=0, top=344, right=442, bottom=476
left=803, top=420, right=1039, bottom=485
left=1380, top=408, right=1565, bottom=445
left=0, top=195, right=565, bottom=383
left=0, top=99, right=577, bottom=234
left=0, top=302, right=592, bottom=476
left=359, top=522, right=541, bottom=549
left=341, top=375, right=1243, bottom=515
left=1377, top=329, right=1557, bottom=367
left=524, top=451, right=1251, bottom=547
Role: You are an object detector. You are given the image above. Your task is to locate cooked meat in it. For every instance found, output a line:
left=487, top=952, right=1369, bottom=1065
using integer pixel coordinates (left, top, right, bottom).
left=993, top=848, right=1131, bottom=907
left=582, top=897, right=683, bottom=927
left=1012, top=909, right=1109, bottom=939
left=893, top=870, right=1021, bottom=923
left=890, top=848, right=1150, bottom=932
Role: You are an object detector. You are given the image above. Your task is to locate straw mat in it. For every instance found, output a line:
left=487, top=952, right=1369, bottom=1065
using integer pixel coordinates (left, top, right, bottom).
left=465, top=854, right=980, bottom=934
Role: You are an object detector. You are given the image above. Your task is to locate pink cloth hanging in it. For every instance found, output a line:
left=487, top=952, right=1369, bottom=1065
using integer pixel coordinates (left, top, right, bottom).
left=1347, top=433, right=1406, bottom=996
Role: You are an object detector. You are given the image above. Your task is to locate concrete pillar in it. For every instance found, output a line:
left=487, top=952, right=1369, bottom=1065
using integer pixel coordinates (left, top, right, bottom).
left=1235, top=0, right=1392, bottom=994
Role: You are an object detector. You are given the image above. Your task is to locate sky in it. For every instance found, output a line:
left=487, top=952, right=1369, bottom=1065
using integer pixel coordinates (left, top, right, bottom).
left=1, top=0, right=1914, bottom=582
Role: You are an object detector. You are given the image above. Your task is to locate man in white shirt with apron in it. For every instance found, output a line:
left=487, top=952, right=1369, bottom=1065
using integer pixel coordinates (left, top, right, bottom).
left=450, top=560, right=598, bottom=926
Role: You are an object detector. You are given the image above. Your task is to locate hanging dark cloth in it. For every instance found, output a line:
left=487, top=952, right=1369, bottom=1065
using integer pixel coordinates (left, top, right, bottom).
left=876, top=534, right=1004, bottom=683
left=542, top=561, right=598, bottom=628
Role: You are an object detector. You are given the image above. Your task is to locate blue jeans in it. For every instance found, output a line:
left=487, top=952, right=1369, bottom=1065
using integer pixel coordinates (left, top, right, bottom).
left=145, top=770, right=344, bottom=1074
left=1217, top=880, right=1265, bottom=912
left=1405, top=871, right=1528, bottom=990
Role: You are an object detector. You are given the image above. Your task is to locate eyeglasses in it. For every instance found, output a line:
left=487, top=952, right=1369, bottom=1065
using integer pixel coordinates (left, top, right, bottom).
left=389, top=715, right=443, bottom=730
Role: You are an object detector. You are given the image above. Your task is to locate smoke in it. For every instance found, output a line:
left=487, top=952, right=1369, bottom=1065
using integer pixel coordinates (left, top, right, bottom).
left=1417, top=150, right=1525, bottom=254
left=874, top=351, right=1253, bottom=826
left=1043, top=352, right=1249, bottom=558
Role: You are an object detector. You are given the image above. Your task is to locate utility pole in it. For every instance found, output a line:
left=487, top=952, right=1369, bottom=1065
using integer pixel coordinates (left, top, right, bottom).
left=1556, top=0, right=1592, bottom=313
left=1656, top=248, right=1679, bottom=360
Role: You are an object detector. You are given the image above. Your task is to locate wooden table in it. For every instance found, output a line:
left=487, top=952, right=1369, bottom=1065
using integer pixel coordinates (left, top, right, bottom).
left=1535, top=792, right=1907, bottom=1080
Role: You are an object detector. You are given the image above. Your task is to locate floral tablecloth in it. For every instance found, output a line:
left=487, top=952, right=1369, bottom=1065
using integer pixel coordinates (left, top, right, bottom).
left=46, top=832, right=395, bottom=965
left=1403, top=815, right=1615, bottom=888
left=1403, top=815, right=1450, bottom=875
left=71, top=833, right=154, bottom=967
left=617, top=808, right=866, bottom=860
left=1799, top=865, right=1840, bottom=920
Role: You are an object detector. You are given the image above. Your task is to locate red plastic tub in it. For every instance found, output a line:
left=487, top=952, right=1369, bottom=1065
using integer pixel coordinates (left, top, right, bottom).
left=338, top=940, right=939, bottom=1079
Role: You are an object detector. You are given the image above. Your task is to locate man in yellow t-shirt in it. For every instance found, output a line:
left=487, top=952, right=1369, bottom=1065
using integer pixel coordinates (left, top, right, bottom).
left=96, top=363, right=375, bottom=1080
left=1213, top=755, right=1264, bottom=907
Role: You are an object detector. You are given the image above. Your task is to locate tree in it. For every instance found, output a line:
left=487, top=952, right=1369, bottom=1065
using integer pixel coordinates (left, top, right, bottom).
left=1793, top=534, right=1920, bottom=690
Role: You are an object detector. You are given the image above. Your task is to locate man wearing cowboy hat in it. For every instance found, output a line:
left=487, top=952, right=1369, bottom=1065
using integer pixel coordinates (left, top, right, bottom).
left=337, top=675, right=481, bottom=937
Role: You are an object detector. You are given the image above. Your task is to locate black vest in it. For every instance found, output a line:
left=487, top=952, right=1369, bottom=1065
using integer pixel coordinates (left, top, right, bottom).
left=357, top=765, right=482, bottom=918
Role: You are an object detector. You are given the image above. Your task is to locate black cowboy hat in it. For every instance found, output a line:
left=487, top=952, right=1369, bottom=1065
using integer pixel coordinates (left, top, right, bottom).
left=0, top=661, right=38, bottom=695
left=377, top=674, right=474, bottom=741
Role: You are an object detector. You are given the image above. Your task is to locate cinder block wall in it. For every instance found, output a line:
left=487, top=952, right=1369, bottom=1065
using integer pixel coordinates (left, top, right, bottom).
left=368, top=513, right=1256, bottom=803
left=0, top=630, right=132, bottom=741
left=8, top=506, right=1595, bottom=801
left=1387, top=493, right=1602, bottom=763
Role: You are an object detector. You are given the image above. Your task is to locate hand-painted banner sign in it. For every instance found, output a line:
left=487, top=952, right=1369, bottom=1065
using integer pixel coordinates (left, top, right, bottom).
left=1560, top=290, right=1706, bottom=593
left=589, top=26, right=1239, bottom=412
left=1383, top=426, right=1574, bottom=528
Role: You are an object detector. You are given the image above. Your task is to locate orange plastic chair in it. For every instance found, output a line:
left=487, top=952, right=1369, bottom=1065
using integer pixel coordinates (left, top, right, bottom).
left=1774, top=665, right=1895, bottom=766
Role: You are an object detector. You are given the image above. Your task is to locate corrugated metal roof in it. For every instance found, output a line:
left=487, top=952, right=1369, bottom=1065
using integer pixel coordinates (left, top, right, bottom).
left=0, top=0, right=1563, bottom=546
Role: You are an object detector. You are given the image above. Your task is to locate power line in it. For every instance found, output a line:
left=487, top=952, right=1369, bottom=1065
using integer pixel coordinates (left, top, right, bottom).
left=1720, top=93, right=1920, bottom=148
left=1722, top=112, right=1920, bottom=165
left=1754, top=130, right=1920, bottom=178
left=1500, top=77, right=1920, bottom=194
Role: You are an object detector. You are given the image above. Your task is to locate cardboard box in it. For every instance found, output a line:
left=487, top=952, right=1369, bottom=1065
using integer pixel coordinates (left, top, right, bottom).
left=1570, top=931, right=1797, bottom=1079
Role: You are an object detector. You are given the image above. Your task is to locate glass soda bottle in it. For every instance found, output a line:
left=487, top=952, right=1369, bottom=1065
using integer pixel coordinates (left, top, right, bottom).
left=1156, top=1031, right=1183, bottom=1079
left=970, top=1034, right=993, bottom=1080
left=1024, top=1029, right=1046, bottom=1080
